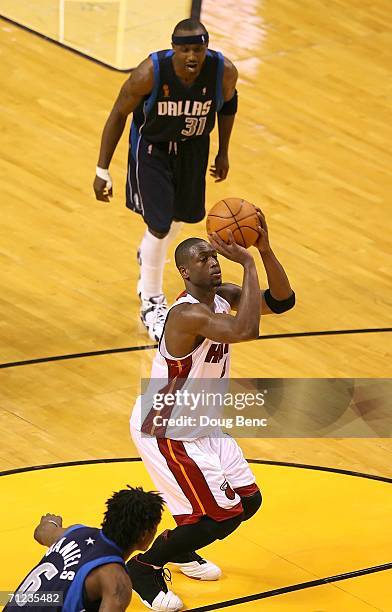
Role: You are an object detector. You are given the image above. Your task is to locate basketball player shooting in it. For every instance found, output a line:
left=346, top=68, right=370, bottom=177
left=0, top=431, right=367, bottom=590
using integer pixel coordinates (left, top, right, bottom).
left=93, top=18, right=238, bottom=342
left=127, top=211, right=295, bottom=611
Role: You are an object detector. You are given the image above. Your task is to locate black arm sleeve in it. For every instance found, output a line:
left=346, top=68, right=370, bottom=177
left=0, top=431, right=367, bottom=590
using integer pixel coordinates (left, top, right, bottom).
left=264, top=289, right=296, bottom=313
left=218, top=90, right=238, bottom=115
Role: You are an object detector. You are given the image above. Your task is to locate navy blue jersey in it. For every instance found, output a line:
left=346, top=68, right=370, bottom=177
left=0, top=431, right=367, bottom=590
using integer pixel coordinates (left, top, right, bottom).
left=131, top=49, right=225, bottom=147
left=4, top=525, right=124, bottom=612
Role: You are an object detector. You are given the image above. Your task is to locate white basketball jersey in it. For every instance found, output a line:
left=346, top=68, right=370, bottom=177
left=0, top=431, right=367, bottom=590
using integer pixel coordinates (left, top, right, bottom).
left=131, top=291, right=232, bottom=440
left=153, top=291, right=231, bottom=380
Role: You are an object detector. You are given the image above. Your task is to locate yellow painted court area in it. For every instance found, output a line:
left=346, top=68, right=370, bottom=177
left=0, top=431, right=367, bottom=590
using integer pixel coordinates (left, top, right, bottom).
left=0, top=462, right=391, bottom=610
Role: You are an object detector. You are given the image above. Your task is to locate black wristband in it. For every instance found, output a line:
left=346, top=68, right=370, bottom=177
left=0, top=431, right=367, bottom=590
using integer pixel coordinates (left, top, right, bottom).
left=264, top=289, right=295, bottom=313
left=218, top=90, right=238, bottom=115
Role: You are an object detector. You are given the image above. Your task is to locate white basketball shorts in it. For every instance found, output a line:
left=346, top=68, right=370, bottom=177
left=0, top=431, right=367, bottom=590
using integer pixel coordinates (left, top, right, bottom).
left=130, top=402, right=257, bottom=525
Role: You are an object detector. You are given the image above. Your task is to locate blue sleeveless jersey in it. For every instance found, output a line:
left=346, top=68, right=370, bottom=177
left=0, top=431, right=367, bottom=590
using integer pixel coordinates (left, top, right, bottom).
left=4, top=525, right=125, bottom=611
left=130, top=48, right=225, bottom=150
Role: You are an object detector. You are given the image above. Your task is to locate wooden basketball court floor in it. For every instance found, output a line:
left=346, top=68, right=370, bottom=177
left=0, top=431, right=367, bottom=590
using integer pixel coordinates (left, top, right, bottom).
left=0, top=0, right=391, bottom=609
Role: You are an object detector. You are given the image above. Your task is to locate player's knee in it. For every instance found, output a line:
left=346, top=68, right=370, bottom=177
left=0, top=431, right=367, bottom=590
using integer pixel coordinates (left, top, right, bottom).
left=148, top=227, right=169, bottom=239
left=240, top=489, right=262, bottom=521
left=202, top=513, right=244, bottom=541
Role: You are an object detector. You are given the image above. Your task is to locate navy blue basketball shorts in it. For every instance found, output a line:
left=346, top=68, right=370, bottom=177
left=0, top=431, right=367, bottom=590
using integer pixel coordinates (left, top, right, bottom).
left=126, top=135, right=210, bottom=234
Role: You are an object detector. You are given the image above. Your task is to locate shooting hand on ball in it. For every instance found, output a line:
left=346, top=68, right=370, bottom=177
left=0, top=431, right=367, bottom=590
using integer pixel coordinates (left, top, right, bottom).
left=208, top=230, right=253, bottom=265
left=255, top=209, right=270, bottom=254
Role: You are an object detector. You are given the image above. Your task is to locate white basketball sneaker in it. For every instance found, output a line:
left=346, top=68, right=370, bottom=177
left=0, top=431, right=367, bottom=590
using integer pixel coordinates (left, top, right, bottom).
left=170, top=552, right=222, bottom=580
left=140, top=294, right=168, bottom=342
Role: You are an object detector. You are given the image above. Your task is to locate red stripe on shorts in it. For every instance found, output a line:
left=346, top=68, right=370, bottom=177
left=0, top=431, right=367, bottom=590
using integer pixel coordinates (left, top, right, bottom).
left=157, top=438, right=243, bottom=525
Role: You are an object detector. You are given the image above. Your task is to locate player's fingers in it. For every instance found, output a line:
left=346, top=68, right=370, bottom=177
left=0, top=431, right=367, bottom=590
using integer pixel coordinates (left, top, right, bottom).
left=215, top=170, right=227, bottom=182
left=257, top=211, right=267, bottom=231
left=209, top=231, right=224, bottom=245
left=95, top=192, right=110, bottom=203
left=208, top=237, right=225, bottom=253
left=208, top=231, right=219, bottom=244
left=257, top=210, right=266, bottom=225
left=226, top=229, right=235, bottom=244
left=209, top=232, right=229, bottom=251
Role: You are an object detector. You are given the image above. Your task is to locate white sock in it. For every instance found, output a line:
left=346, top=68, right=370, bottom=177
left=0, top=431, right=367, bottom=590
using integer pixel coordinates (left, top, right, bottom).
left=139, top=230, right=169, bottom=299
left=167, top=221, right=184, bottom=245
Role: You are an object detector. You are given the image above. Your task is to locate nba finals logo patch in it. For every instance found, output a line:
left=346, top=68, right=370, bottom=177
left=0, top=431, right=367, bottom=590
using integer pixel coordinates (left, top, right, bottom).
left=202, top=87, right=207, bottom=96
left=162, top=84, right=170, bottom=97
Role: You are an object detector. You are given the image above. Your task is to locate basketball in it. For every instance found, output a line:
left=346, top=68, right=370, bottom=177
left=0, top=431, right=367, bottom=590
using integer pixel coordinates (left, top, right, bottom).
left=206, top=198, right=260, bottom=248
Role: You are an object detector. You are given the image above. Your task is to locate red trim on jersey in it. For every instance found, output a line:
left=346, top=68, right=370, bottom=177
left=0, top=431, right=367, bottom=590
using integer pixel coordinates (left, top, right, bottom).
left=157, top=439, right=243, bottom=525
left=165, top=355, right=193, bottom=380
left=234, top=483, right=259, bottom=497
left=141, top=355, right=193, bottom=436
left=176, top=290, right=188, bottom=300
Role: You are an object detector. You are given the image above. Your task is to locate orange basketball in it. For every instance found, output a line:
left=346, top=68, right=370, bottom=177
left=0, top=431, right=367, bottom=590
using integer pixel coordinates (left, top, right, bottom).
left=206, top=198, right=260, bottom=248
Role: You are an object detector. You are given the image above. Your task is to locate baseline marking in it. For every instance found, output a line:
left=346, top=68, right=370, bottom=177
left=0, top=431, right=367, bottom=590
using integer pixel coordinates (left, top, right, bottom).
left=1, top=328, right=391, bottom=369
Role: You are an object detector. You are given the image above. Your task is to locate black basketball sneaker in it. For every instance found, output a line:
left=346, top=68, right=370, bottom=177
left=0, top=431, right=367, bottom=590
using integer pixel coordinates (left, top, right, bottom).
left=126, top=554, right=183, bottom=611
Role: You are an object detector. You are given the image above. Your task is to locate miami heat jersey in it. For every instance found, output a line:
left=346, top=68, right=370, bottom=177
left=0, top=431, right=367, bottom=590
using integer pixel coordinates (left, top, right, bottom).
left=4, top=526, right=124, bottom=612
left=155, top=292, right=231, bottom=379
left=131, top=49, right=225, bottom=145
left=131, top=292, right=232, bottom=440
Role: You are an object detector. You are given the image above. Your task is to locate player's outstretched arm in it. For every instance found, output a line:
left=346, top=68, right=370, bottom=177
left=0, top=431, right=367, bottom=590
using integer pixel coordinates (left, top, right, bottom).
left=33, top=514, right=66, bottom=546
left=210, top=57, right=238, bottom=182
left=93, top=58, right=154, bottom=202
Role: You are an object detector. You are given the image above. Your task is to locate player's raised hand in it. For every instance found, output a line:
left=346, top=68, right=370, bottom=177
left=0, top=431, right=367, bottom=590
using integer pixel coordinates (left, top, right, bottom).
left=255, top=209, right=270, bottom=254
left=209, top=230, right=253, bottom=265
left=209, top=153, right=229, bottom=182
left=40, top=513, right=63, bottom=527
left=93, top=171, right=113, bottom=202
